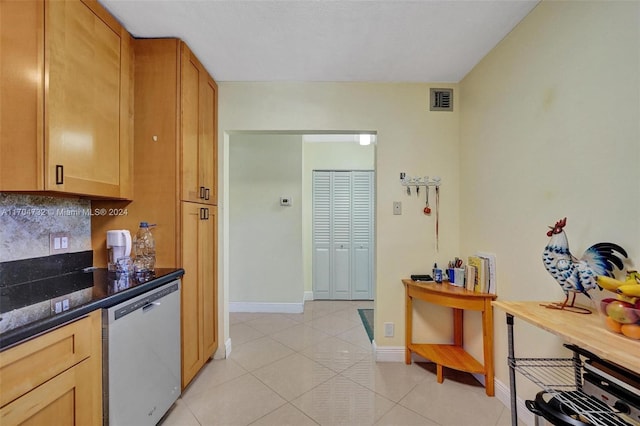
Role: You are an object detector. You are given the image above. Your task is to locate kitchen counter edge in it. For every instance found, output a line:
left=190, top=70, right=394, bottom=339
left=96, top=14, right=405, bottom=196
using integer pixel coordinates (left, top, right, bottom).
left=0, top=269, right=185, bottom=351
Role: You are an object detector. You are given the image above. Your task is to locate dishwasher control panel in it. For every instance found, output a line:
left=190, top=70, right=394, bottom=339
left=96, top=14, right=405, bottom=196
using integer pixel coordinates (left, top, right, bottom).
left=113, top=282, right=179, bottom=320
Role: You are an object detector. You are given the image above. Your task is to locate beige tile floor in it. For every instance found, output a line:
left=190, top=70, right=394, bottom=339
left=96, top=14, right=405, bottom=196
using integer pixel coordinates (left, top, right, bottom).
left=161, top=300, right=515, bottom=426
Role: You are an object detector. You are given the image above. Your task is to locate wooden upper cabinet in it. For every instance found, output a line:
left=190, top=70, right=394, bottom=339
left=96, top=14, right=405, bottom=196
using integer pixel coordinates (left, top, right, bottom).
left=200, top=77, right=218, bottom=205
left=180, top=44, right=217, bottom=205
left=0, top=0, right=133, bottom=199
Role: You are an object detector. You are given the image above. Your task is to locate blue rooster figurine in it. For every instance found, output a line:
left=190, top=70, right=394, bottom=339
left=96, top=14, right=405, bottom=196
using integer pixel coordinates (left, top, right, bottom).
left=542, top=217, right=628, bottom=313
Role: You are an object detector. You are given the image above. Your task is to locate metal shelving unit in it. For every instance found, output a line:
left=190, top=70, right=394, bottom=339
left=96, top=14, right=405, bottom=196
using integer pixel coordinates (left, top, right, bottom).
left=510, top=357, right=580, bottom=392
left=506, top=314, right=635, bottom=426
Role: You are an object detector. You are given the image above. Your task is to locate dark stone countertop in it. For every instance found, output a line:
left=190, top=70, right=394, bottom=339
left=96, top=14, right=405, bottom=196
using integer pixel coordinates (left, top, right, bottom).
left=0, top=268, right=185, bottom=350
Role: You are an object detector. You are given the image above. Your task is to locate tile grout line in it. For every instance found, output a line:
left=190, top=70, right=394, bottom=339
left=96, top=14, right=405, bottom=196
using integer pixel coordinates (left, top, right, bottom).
left=240, top=305, right=375, bottom=425
left=185, top=303, right=376, bottom=426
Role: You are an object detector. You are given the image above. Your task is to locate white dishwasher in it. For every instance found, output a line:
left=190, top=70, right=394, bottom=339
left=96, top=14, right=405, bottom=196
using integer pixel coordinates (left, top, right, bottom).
left=103, top=280, right=181, bottom=426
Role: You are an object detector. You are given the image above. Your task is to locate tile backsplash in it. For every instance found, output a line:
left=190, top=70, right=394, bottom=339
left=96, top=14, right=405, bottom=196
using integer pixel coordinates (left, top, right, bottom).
left=0, top=193, right=91, bottom=262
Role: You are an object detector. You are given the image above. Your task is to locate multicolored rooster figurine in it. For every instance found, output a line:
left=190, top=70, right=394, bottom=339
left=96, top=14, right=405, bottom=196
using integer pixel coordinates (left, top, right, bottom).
left=542, top=217, right=628, bottom=313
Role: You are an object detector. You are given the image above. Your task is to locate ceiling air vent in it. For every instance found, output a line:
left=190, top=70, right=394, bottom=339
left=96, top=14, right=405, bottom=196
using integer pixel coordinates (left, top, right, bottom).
left=430, top=88, right=453, bottom=112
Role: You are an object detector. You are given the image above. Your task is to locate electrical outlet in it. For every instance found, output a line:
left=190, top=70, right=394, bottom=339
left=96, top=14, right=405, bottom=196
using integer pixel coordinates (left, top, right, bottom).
left=49, top=232, right=70, bottom=254
left=393, top=201, right=402, bottom=215
left=51, top=296, right=71, bottom=314
left=384, top=322, right=395, bottom=337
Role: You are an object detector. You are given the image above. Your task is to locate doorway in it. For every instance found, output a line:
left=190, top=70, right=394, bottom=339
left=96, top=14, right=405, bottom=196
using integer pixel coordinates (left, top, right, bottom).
left=228, top=132, right=375, bottom=311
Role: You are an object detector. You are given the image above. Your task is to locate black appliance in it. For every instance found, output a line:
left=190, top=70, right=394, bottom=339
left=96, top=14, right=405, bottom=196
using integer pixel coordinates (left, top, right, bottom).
left=526, top=348, right=640, bottom=426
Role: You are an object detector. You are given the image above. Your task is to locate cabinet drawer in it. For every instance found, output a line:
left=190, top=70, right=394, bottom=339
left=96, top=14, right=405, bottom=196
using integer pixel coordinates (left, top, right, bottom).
left=0, top=314, right=94, bottom=407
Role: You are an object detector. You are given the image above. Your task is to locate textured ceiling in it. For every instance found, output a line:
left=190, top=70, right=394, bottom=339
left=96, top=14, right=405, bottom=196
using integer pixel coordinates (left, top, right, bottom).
left=99, top=0, right=539, bottom=82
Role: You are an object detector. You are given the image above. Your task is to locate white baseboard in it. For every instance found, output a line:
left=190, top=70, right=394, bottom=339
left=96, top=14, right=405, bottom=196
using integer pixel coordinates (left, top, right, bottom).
left=228, top=301, right=304, bottom=314
left=373, top=344, right=405, bottom=362
left=303, top=291, right=314, bottom=301
left=494, top=377, right=535, bottom=426
left=214, top=338, right=232, bottom=359
left=226, top=338, right=232, bottom=357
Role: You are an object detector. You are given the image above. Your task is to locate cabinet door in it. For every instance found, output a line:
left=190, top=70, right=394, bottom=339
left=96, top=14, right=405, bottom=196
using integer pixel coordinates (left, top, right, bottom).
left=181, top=202, right=217, bottom=389
left=0, top=314, right=93, bottom=407
left=199, top=76, right=217, bottom=205
left=180, top=46, right=201, bottom=203
left=45, top=0, right=131, bottom=198
left=0, top=0, right=43, bottom=190
left=0, top=359, right=98, bottom=426
left=180, top=43, right=217, bottom=205
left=201, top=206, right=217, bottom=358
left=180, top=202, right=203, bottom=388
left=0, top=0, right=132, bottom=198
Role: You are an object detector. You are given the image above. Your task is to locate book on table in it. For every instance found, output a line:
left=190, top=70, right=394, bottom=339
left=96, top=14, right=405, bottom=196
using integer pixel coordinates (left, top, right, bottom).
left=476, top=252, right=497, bottom=295
left=465, top=264, right=476, bottom=292
left=468, top=256, right=488, bottom=293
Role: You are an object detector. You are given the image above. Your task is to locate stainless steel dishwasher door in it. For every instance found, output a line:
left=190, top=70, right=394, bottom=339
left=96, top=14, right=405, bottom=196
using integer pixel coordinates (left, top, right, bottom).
left=103, top=280, right=181, bottom=426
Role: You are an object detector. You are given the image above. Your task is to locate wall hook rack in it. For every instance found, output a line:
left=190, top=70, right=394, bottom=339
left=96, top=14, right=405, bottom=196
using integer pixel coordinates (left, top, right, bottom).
left=399, top=173, right=442, bottom=189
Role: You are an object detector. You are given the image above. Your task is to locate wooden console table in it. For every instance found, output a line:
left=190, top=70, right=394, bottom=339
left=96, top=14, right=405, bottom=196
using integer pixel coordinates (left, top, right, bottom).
left=402, top=279, right=497, bottom=396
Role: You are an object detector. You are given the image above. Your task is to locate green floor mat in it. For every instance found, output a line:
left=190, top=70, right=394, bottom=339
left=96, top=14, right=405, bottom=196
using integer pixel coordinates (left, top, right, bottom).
left=357, top=308, right=374, bottom=342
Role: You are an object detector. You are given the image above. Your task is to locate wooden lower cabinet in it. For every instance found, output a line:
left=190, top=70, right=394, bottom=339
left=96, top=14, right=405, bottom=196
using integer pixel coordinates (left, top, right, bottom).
left=1, top=359, right=95, bottom=426
left=0, top=311, right=102, bottom=426
left=181, top=202, right=217, bottom=389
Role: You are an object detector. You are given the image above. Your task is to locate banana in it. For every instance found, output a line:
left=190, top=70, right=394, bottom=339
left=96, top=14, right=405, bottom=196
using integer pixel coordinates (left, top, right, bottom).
left=617, top=294, right=638, bottom=304
left=617, top=284, right=640, bottom=298
left=596, top=275, right=627, bottom=292
left=627, top=270, right=640, bottom=284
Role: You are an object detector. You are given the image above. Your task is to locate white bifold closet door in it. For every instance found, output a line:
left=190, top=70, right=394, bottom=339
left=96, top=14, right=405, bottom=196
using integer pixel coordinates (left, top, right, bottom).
left=312, top=170, right=374, bottom=300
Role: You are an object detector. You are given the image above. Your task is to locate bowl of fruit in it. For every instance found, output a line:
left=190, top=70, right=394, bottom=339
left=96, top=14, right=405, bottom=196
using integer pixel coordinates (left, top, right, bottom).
left=597, top=271, right=640, bottom=340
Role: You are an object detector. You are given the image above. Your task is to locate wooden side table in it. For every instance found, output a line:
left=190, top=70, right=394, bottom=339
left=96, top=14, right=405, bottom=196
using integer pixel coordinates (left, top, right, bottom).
left=403, top=279, right=497, bottom=396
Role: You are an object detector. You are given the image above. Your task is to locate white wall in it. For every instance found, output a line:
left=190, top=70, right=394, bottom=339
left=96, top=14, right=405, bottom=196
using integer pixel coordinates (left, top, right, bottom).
left=229, top=133, right=303, bottom=307
left=302, top=141, right=375, bottom=294
left=460, top=0, right=639, bottom=402
left=219, top=83, right=460, bottom=349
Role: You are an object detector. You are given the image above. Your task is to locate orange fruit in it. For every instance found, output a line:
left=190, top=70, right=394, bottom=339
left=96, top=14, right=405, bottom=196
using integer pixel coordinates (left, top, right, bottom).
left=605, top=316, right=623, bottom=333
left=620, top=323, right=640, bottom=340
